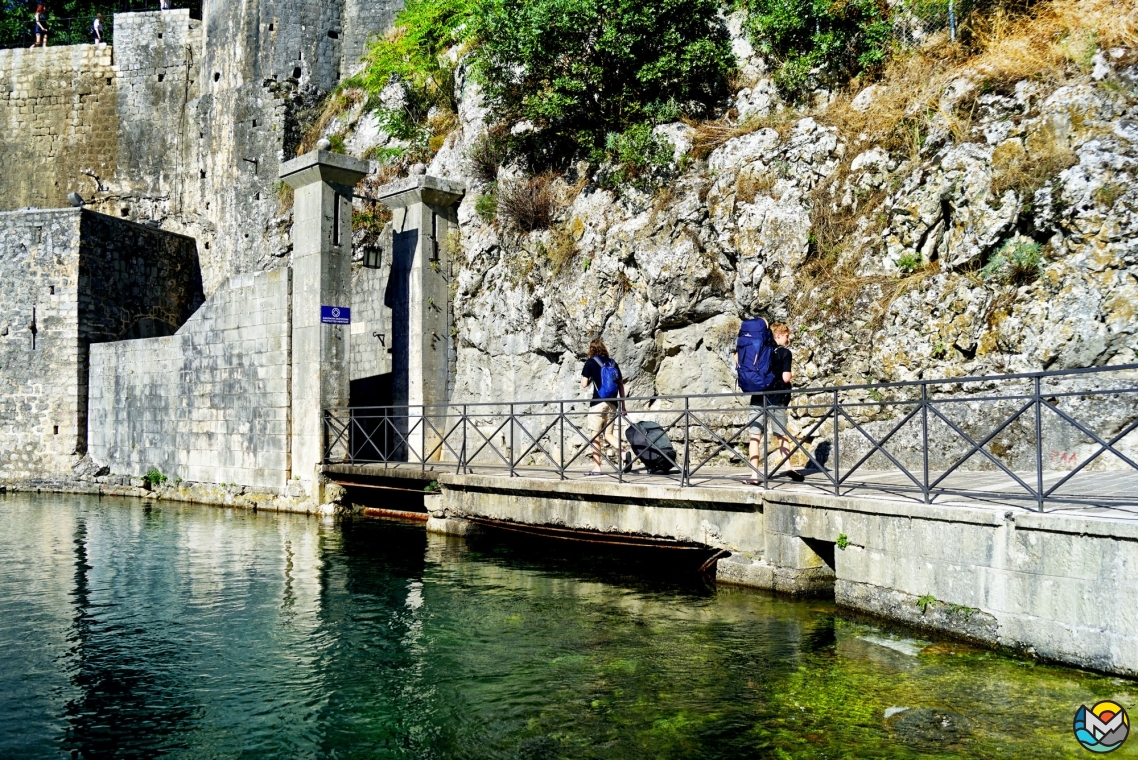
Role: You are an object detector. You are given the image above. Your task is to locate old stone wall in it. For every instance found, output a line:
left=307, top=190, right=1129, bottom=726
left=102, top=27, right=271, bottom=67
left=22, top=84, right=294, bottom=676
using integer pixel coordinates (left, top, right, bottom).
left=0, top=45, right=118, bottom=213
left=0, top=208, right=203, bottom=481
left=89, top=269, right=292, bottom=488
left=0, top=210, right=84, bottom=481
left=0, top=3, right=405, bottom=297
left=349, top=263, right=394, bottom=399
left=342, top=0, right=401, bottom=72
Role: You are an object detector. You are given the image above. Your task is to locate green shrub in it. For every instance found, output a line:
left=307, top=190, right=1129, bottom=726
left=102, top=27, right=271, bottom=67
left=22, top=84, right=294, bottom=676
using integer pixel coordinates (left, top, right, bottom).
left=144, top=468, right=167, bottom=488
left=475, top=189, right=499, bottom=222
left=896, top=252, right=922, bottom=274
left=472, top=0, right=734, bottom=167
left=747, top=0, right=892, bottom=98
left=345, top=0, right=471, bottom=160
left=598, top=123, right=675, bottom=190
left=981, top=239, right=1043, bottom=286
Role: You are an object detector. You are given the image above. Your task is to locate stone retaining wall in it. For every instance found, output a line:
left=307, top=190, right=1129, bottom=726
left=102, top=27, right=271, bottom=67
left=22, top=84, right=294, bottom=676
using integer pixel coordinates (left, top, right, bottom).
left=0, top=208, right=202, bottom=481
left=89, top=269, right=292, bottom=488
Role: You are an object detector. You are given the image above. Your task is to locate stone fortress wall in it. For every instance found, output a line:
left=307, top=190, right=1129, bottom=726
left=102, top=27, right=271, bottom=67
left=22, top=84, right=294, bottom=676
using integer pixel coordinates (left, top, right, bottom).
left=0, top=208, right=202, bottom=481
left=89, top=269, right=293, bottom=489
left=0, top=0, right=403, bottom=296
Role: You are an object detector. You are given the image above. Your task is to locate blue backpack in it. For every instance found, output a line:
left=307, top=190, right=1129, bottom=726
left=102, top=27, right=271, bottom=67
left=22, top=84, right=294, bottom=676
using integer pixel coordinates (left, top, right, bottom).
left=595, top=357, right=621, bottom=399
left=736, top=318, right=776, bottom=393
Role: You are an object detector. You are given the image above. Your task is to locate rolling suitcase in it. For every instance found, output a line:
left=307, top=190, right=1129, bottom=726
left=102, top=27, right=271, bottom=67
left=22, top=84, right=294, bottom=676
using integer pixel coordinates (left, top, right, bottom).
left=626, top=421, right=677, bottom=474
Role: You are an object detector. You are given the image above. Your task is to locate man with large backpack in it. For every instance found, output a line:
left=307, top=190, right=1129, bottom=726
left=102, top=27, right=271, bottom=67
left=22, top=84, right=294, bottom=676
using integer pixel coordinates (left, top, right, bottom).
left=581, top=338, right=631, bottom=475
left=734, top=316, right=799, bottom=484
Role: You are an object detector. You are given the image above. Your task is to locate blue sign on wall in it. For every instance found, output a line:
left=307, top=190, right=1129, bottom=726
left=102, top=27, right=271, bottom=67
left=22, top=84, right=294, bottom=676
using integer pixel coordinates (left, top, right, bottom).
left=321, top=305, right=351, bottom=325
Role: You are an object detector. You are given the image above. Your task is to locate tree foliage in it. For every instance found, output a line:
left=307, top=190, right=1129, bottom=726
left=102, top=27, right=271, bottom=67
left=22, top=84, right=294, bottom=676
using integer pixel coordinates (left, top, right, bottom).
left=471, top=0, right=734, bottom=167
left=746, top=0, right=892, bottom=97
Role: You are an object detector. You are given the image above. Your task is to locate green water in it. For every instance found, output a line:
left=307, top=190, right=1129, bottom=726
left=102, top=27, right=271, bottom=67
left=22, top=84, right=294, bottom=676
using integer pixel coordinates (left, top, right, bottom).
left=0, top=493, right=1133, bottom=759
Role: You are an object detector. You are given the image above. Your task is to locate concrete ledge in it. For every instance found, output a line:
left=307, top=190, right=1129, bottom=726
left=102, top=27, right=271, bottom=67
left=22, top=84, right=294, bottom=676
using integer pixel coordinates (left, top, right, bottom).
left=426, top=516, right=480, bottom=537
left=1014, top=511, right=1138, bottom=540
left=715, top=553, right=834, bottom=596
left=5, top=479, right=316, bottom=513
left=836, top=579, right=1000, bottom=645
left=438, top=472, right=763, bottom=510
left=764, top=489, right=1007, bottom=527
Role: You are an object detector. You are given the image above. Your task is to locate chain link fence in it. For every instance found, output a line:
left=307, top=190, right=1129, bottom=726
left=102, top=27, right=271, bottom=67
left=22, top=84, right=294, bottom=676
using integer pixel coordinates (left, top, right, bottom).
left=893, top=0, right=978, bottom=48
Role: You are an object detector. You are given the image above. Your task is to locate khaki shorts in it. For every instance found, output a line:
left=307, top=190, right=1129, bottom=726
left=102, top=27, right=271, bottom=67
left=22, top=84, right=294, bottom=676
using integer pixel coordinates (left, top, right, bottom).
left=750, top=403, right=789, bottom=438
left=587, top=401, right=619, bottom=434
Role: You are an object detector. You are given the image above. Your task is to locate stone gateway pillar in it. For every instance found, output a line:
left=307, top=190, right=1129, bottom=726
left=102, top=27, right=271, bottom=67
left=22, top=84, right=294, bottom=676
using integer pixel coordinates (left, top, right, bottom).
left=375, top=175, right=464, bottom=461
left=279, top=149, right=369, bottom=495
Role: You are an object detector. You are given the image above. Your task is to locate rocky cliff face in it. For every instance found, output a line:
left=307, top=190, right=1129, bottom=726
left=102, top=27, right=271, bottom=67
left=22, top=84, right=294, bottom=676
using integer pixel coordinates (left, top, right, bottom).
left=333, top=18, right=1138, bottom=406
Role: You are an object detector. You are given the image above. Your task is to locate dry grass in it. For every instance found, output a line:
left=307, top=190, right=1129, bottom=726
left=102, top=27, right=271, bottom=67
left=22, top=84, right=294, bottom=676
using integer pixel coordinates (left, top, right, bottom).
left=686, top=110, right=797, bottom=160
left=542, top=225, right=578, bottom=274
left=990, top=123, right=1077, bottom=198
left=735, top=168, right=776, bottom=205
left=816, top=0, right=1137, bottom=156
left=498, top=173, right=557, bottom=233
left=298, top=89, right=365, bottom=155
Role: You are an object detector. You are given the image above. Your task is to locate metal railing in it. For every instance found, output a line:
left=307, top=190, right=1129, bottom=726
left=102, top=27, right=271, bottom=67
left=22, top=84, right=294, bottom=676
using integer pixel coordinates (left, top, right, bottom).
left=0, top=2, right=201, bottom=50
left=323, top=364, right=1138, bottom=512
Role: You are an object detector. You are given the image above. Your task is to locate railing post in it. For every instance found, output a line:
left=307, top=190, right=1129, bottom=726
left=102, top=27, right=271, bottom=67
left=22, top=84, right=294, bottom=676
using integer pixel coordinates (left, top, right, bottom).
left=459, top=404, right=467, bottom=475
left=617, top=405, right=624, bottom=483
left=682, top=396, right=690, bottom=487
left=762, top=392, right=769, bottom=486
left=833, top=389, right=840, bottom=496
left=509, top=403, right=515, bottom=477
left=921, top=383, right=930, bottom=504
left=421, top=406, right=426, bottom=471
left=1034, top=375, right=1044, bottom=511
left=559, top=401, right=565, bottom=480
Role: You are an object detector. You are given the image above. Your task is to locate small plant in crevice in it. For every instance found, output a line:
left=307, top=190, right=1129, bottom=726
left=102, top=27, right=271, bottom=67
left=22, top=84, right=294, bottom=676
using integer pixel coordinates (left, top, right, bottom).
left=144, top=468, right=167, bottom=488
left=1093, top=182, right=1125, bottom=208
left=424, top=479, right=441, bottom=493
left=475, top=189, right=499, bottom=222
left=981, top=239, right=1043, bottom=286
left=931, top=341, right=949, bottom=360
left=916, top=593, right=937, bottom=614
left=896, top=253, right=923, bottom=274
left=836, top=533, right=850, bottom=550
left=467, top=126, right=512, bottom=184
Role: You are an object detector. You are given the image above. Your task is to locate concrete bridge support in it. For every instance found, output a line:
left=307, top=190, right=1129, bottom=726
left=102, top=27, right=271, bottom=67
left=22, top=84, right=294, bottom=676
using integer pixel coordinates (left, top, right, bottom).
left=280, top=150, right=369, bottom=497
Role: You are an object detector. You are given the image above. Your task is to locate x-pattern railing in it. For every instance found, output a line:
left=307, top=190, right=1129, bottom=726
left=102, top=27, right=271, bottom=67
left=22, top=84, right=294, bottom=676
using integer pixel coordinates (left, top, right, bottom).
left=324, top=364, right=1138, bottom=512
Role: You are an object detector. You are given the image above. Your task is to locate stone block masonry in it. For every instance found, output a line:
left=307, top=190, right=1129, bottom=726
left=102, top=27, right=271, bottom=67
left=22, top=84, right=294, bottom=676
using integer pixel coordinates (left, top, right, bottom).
left=0, top=208, right=202, bottom=481
left=89, top=269, right=292, bottom=489
left=0, top=12, right=200, bottom=220
left=0, top=2, right=405, bottom=296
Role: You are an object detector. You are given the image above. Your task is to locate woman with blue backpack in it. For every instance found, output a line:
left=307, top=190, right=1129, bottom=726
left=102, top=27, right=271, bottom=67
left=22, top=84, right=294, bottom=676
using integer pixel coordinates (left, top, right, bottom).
left=581, top=338, right=631, bottom=476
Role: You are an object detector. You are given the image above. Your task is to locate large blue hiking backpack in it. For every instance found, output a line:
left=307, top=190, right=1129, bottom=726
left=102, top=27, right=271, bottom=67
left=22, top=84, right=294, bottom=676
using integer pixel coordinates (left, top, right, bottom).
left=596, top=357, right=621, bottom=399
left=736, top=318, right=776, bottom=393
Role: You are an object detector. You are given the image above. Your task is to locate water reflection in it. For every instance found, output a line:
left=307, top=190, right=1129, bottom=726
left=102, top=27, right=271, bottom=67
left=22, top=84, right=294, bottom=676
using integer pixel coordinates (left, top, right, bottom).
left=0, top=494, right=1134, bottom=760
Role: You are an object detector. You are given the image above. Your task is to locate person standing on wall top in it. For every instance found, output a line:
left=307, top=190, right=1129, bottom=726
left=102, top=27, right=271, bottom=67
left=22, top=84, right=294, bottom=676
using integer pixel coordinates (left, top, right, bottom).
left=30, top=5, right=48, bottom=48
left=91, top=13, right=104, bottom=44
left=581, top=338, right=632, bottom=476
